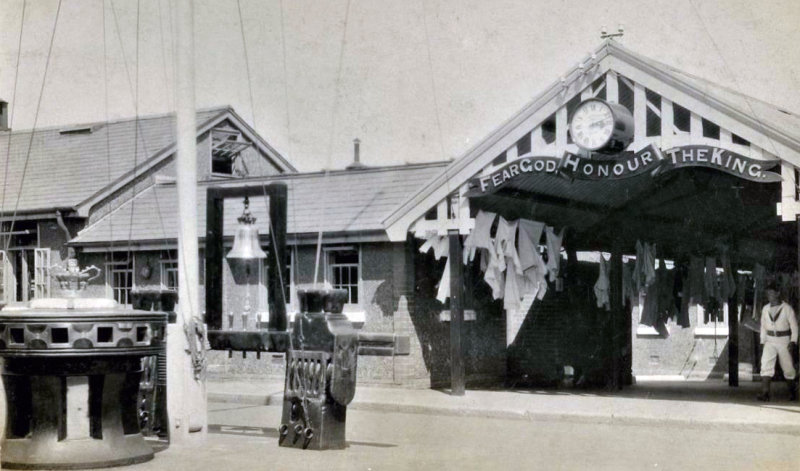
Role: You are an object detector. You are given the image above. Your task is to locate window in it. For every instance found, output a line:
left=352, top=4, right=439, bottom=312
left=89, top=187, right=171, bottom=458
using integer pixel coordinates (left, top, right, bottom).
left=694, top=303, right=729, bottom=337
left=33, top=248, right=50, bottom=299
left=256, top=249, right=295, bottom=314
left=326, top=247, right=359, bottom=305
left=160, top=250, right=178, bottom=291
left=106, top=253, right=134, bottom=306
left=211, top=129, right=250, bottom=176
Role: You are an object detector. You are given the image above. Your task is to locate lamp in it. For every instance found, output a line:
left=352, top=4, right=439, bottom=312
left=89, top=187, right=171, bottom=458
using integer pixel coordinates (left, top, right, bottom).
left=227, top=196, right=267, bottom=260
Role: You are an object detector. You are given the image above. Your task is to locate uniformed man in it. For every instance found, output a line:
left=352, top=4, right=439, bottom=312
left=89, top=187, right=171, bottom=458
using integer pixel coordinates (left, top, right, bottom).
left=757, top=282, right=798, bottom=401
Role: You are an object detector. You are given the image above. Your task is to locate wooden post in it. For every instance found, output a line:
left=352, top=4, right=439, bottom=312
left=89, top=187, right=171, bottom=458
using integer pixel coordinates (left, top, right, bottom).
left=205, top=192, right=223, bottom=330
left=267, top=183, right=288, bottom=332
left=728, top=305, right=739, bottom=386
left=448, top=230, right=465, bottom=396
left=168, top=0, right=207, bottom=444
left=610, top=243, right=623, bottom=390
left=797, top=216, right=800, bottom=402
left=728, top=263, right=739, bottom=387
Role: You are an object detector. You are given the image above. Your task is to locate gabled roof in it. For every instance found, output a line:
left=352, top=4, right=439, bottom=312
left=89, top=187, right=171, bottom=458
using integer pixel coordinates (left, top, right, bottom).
left=382, top=40, right=800, bottom=241
left=0, top=106, right=297, bottom=217
left=70, top=161, right=447, bottom=247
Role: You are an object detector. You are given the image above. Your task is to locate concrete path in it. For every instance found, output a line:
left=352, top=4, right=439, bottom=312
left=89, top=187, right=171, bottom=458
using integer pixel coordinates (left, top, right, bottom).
left=208, top=377, right=800, bottom=436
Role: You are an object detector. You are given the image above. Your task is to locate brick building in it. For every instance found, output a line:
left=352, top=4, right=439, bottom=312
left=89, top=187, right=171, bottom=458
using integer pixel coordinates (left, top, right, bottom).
left=3, top=41, right=800, bottom=390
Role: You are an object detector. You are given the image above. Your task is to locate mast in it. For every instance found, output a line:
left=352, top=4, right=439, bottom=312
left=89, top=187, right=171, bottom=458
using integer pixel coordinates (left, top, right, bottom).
left=167, top=0, right=207, bottom=443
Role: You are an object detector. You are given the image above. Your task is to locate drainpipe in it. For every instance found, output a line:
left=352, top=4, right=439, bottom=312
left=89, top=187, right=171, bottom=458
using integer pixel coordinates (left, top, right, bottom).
left=55, top=210, right=72, bottom=240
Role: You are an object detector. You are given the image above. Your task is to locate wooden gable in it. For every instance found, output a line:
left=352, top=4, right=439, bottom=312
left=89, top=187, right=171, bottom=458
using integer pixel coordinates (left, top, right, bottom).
left=385, top=40, right=800, bottom=241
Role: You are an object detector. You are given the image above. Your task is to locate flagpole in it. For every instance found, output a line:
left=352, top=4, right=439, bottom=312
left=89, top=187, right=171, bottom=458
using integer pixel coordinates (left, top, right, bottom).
left=168, top=0, right=207, bottom=444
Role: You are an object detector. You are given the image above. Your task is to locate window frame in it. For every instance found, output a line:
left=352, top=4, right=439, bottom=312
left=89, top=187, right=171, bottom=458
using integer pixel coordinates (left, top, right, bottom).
left=159, top=250, right=179, bottom=291
left=258, top=248, right=296, bottom=317
left=693, top=303, right=729, bottom=337
left=210, top=129, right=242, bottom=177
left=105, top=253, right=135, bottom=306
left=33, top=248, right=51, bottom=299
left=324, top=245, right=361, bottom=308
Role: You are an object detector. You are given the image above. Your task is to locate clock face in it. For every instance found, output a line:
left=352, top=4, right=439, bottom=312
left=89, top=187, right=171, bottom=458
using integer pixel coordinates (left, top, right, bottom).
left=570, top=100, right=615, bottom=151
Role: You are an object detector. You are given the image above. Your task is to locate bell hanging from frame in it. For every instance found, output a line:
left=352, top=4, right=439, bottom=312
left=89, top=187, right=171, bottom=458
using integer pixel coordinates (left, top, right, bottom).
left=227, top=196, right=267, bottom=260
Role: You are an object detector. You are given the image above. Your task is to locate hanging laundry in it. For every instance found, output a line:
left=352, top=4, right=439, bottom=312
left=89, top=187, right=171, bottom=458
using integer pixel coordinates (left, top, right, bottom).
left=503, top=263, right=522, bottom=312
left=462, top=210, right=496, bottom=264
left=545, top=226, right=564, bottom=282
left=436, top=258, right=451, bottom=303
left=719, top=251, right=735, bottom=303
left=673, top=261, right=691, bottom=328
left=419, top=234, right=452, bottom=303
left=483, top=245, right=505, bottom=300
left=644, top=243, right=657, bottom=288
left=517, top=220, right=545, bottom=272
left=419, top=234, right=449, bottom=260
left=640, top=259, right=674, bottom=327
left=622, top=261, right=636, bottom=307
left=633, top=241, right=643, bottom=293
left=688, top=255, right=705, bottom=307
left=752, top=263, right=766, bottom=320
left=703, top=257, right=722, bottom=323
left=656, top=260, right=677, bottom=322
left=518, top=219, right=549, bottom=301
left=494, top=217, right=522, bottom=275
left=527, top=265, right=549, bottom=300
left=633, top=240, right=657, bottom=293
left=594, top=254, right=610, bottom=310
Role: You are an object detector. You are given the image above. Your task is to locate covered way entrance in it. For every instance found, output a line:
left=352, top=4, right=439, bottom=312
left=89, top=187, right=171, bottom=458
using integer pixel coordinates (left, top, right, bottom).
left=466, top=152, right=792, bottom=390
left=382, top=40, right=800, bottom=396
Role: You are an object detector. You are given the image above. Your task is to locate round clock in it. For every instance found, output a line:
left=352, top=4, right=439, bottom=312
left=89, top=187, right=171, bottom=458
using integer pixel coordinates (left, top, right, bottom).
left=569, top=98, right=634, bottom=154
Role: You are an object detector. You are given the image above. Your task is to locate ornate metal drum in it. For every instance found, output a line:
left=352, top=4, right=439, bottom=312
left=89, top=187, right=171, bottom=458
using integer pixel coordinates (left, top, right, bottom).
left=0, top=298, right=167, bottom=469
left=279, top=288, right=357, bottom=450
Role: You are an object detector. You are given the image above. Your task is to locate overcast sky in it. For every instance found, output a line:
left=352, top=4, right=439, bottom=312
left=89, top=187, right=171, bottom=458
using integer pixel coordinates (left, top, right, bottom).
left=1, top=0, right=799, bottom=172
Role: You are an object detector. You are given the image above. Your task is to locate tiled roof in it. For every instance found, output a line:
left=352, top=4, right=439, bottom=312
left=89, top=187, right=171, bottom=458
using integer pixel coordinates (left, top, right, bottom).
left=0, top=108, right=227, bottom=214
left=70, top=162, right=448, bottom=245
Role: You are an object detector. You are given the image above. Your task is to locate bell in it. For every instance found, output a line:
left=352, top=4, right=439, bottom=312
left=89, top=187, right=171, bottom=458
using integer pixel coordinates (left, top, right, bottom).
left=227, top=197, right=267, bottom=260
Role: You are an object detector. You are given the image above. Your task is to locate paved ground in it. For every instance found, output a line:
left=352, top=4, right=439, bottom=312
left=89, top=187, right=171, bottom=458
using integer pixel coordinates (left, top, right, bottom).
left=208, top=377, right=800, bottom=436
left=3, top=378, right=799, bottom=470
left=96, top=402, right=800, bottom=471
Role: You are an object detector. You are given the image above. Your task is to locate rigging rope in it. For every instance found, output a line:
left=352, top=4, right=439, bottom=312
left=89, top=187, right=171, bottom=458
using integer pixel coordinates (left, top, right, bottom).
left=102, top=0, right=115, bottom=255
left=156, top=0, right=174, bottom=109
left=4, top=0, right=63, bottom=255
left=420, top=0, right=455, bottom=230
left=124, top=0, right=142, bottom=269
left=236, top=0, right=258, bottom=129
left=313, top=0, right=353, bottom=287
left=1, top=0, right=27, bottom=252
left=687, top=0, right=786, bottom=163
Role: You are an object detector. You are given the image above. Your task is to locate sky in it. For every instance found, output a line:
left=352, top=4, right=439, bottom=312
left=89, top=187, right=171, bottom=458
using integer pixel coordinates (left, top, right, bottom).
left=1, top=0, right=799, bottom=172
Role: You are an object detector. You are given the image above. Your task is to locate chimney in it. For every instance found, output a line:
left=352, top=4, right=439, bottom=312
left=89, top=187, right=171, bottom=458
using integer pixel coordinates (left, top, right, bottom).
left=346, top=137, right=366, bottom=170
left=0, top=101, right=8, bottom=131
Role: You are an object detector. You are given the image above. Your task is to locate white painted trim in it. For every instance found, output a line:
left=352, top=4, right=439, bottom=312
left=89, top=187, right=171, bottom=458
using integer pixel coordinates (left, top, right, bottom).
left=636, top=325, right=664, bottom=337
left=383, top=40, right=800, bottom=241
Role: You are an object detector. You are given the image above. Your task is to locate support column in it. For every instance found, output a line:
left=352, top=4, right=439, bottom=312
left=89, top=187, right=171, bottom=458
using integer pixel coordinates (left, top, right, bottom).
left=610, top=242, right=623, bottom=390
left=728, top=262, right=739, bottom=387
left=448, top=230, right=465, bottom=396
left=205, top=193, right=223, bottom=330
left=796, top=216, right=800, bottom=402
left=267, top=183, right=288, bottom=332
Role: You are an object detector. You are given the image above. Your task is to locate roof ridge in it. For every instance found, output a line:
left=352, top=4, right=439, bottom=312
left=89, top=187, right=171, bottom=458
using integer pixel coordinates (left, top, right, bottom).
left=194, top=160, right=451, bottom=185
left=0, top=106, right=232, bottom=135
